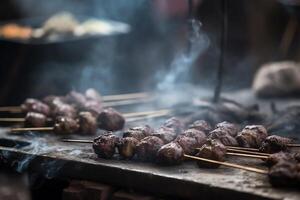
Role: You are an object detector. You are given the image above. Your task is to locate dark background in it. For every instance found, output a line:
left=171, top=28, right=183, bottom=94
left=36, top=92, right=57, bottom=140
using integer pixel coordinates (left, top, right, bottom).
left=0, top=0, right=299, bottom=105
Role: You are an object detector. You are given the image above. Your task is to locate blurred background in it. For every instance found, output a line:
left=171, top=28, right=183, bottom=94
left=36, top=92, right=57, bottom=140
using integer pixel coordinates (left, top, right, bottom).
left=0, top=0, right=299, bottom=105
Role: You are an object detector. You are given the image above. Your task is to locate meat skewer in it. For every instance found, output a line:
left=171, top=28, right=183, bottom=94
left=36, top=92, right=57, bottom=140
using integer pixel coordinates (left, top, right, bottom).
left=0, top=91, right=150, bottom=113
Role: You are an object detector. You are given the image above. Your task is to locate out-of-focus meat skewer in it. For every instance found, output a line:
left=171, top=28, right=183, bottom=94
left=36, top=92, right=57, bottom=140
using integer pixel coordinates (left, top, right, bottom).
left=0, top=91, right=151, bottom=113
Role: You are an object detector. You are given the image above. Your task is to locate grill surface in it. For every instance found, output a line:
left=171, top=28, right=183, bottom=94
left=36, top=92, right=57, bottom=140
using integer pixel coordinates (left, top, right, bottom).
left=0, top=129, right=299, bottom=200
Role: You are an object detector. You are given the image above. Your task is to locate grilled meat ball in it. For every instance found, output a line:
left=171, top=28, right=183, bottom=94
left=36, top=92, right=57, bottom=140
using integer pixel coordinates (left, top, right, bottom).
left=25, top=112, right=47, bottom=127
left=54, top=116, right=79, bottom=134
left=215, top=121, right=239, bottom=137
left=65, top=90, right=87, bottom=109
left=136, top=136, right=164, bottom=161
left=123, top=125, right=154, bottom=141
left=175, top=134, right=198, bottom=155
left=152, top=126, right=177, bottom=144
left=208, top=128, right=238, bottom=146
left=265, top=152, right=298, bottom=167
left=163, top=117, right=184, bottom=134
left=97, top=108, right=125, bottom=131
left=182, top=129, right=207, bottom=147
left=188, top=120, right=212, bottom=134
left=294, top=152, right=300, bottom=162
left=93, top=132, right=119, bottom=159
left=21, top=98, right=50, bottom=116
left=51, top=98, right=77, bottom=118
left=85, top=88, right=102, bottom=103
left=196, top=139, right=227, bottom=168
left=236, top=125, right=268, bottom=148
left=157, top=142, right=184, bottom=165
left=268, top=161, right=300, bottom=187
left=117, top=137, right=139, bottom=159
left=260, top=135, right=293, bottom=153
left=81, top=100, right=102, bottom=116
left=77, top=112, right=97, bottom=135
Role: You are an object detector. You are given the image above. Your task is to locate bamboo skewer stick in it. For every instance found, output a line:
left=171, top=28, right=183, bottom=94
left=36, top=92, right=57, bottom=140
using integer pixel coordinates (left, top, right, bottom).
left=226, top=152, right=268, bottom=159
left=0, top=106, right=22, bottom=112
left=196, top=147, right=271, bottom=156
left=123, top=109, right=171, bottom=118
left=184, top=154, right=268, bottom=174
left=0, top=118, right=26, bottom=122
left=62, top=139, right=93, bottom=143
left=287, top=144, right=300, bottom=147
left=226, top=146, right=260, bottom=152
left=102, top=92, right=149, bottom=101
left=10, top=127, right=54, bottom=132
left=227, top=149, right=271, bottom=156
left=102, top=98, right=153, bottom=107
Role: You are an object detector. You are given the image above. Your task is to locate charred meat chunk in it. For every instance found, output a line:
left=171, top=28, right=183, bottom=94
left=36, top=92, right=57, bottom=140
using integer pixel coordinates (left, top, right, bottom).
left=163, top=117, right=184, bottom=134
left=25, top=112, right=47, bottom=127
left=51, top=98, right=77, bottom=118
left=152, top=126, right=177, bottom=144
left=175, top=134, right=198, bottom=155
left=260, top=135, right=293, bottom=153
left=117, top=137, right=139, bottom=159
left=136, top=136, right=164, bottom=161
left=156, top=142, right=184, bottom=165
left=182, top=129, right=207, bottom=147
left=294, top=152, right=300, bottom=162
left=196, top=139, right=227, bottom=168
left=188, top=120, right=212, bottom=134
left=215, top=121, right=239, bottom=137
left=236, top=125, right=268, bottom=148
left=208, top=128, right=238, bottom=146
left=81, top=100, right=102, bottom=116
left=85, top=88, right=102, bottom=103
left=97, top=108, right=125, bottom=131
left=65, top=90, right=87, bottom=109
left=265, top=152, right=298, bottom=167
left=93, top=132, right=119, bottom=159
left=77, top=112, right=97, bottom=135
left=54, top=116, right=79, bottom=134
left=123, top=125, right=154, bottom=141
left=21, top=98, right=50, bottom=116
left=268, top=162, right=300, bottom=187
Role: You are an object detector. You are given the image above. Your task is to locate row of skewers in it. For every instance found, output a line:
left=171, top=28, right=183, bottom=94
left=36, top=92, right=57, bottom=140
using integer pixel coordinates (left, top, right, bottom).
left=0, top=89, right=171, bottom=134
left=63, top=118, right=300, bottom=188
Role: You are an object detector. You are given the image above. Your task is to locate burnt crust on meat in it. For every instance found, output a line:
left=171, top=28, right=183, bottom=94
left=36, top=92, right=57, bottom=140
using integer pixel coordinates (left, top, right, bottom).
left=188, top=120, right=212, bottom=134
left=136, top=136, right=164, bottom=161
left=54, top=116, right=79, bottom=134
left=21, top=98, right=51, bottom=116
left=25, top=112, right=47, bottom=127
left=174, top=134, right=198, bottom=155
left=117, top=137, right=139, bottom=159
left=182, top=128, right=207, bottom=147
left=208, top=128, right=238, bottom=146
left=77, top=112, right=98, bottom=135
left=215, top=121, right=240, bottom=137
left=260, top=135, right=292, bottom=153
left=93, top=132, right=119, bottom=159
left=97, top=107, right=125, bottom=131
left=156, top=142, right=184, bottom=165
left=163, top=117, right=184, bottom=134
left=123, top=125, right=154, bottom=141
left=196, top=139, right=227, bottom=168
left=236, top=125, right=268, bottom=148
left=152, top=126, right=177, bottom=144
left=268, top=161, right=300, bottom=187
